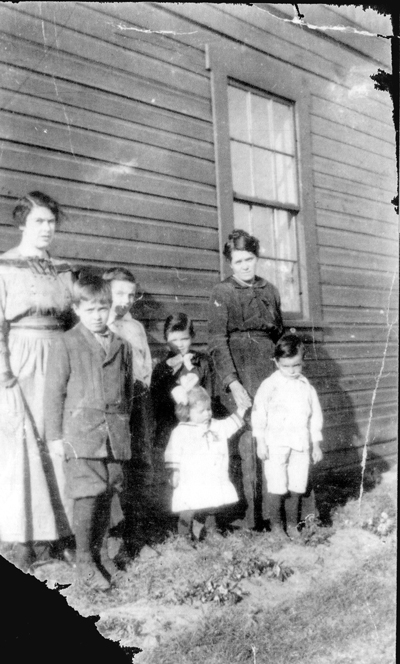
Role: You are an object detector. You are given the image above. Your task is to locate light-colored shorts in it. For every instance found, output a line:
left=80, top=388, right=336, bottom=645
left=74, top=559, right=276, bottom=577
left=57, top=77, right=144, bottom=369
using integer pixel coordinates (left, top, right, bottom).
left=264, top=446, right=310, bottom=495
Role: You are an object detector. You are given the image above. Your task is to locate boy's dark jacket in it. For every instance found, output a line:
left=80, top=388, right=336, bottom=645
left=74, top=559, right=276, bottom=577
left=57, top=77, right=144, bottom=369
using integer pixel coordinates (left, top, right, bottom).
left=44, top=322, right=134, bottom=460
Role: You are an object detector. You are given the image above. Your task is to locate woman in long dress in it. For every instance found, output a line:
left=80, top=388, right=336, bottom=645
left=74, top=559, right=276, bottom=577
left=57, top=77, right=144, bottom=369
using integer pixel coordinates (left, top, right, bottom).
left=208, top=229, right=284, bottom=529
left=0, top=191, right=75, bottom=569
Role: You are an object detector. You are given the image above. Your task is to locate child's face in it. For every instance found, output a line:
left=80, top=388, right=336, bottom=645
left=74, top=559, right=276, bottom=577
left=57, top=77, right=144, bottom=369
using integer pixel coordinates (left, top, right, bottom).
left=74, top=299, right=110, bottom=334
left=275, top=351, right=304, bottom=379
left=111, top=280, right=136, bottom=317
left=167, top=329, right=192, bottom=356
left=189, top=400, right=212, bottom=426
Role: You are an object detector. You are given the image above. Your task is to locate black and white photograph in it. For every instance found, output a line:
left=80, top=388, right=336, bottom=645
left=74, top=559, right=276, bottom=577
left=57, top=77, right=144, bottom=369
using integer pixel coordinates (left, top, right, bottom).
left=0, top=3, right=397, bottom=663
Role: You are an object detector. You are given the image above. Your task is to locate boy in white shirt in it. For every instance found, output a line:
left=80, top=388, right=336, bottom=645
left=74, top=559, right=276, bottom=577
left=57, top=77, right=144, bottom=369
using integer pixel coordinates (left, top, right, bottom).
left=252, top=333, right=323, bottom=540
left=103, top=267, right=153, bottom=555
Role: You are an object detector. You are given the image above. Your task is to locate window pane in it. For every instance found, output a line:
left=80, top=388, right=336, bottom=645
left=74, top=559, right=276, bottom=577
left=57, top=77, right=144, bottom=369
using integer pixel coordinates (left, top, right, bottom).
left=275, top=154, right=298, bottom=204
left=251, top=206, right=275, bottom=258
left=228, top=86, right=301, bottom=315
left=228, top=86, right=249, bottom=142
left=273, top=101, right=295, bottom=154
left=252, top=147, right=275, bottom=200
left=276, top=261, right=301, bottom=312
left=256, top=257, right=277, bottom=286
left=231, top=141, right=253, bottom=196
left=274, top=209, right=297, bottom=260
left=233, top=202, right=251, bottom=234
left=251, top=94, right=273, bottom=148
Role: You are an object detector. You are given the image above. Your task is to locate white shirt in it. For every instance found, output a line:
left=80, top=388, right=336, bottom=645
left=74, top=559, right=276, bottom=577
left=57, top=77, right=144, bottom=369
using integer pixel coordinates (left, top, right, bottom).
left=251, top=370, right=323, bottom=452
left=108, top=310, right=152, bottom=386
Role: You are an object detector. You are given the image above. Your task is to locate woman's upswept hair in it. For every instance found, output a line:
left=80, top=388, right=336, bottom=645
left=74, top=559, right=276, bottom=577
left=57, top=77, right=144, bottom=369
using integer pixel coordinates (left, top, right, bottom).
left=164, top=312, right=195, bottom=341
left=274, top=333, right=305, bottom=359
left=12, top=191, right=65, bottom=228
left=175, top=386, right=210, bottom=422
left=223, top=229, right=260, bottom=262
left=72, top=272, right=112, bottom=306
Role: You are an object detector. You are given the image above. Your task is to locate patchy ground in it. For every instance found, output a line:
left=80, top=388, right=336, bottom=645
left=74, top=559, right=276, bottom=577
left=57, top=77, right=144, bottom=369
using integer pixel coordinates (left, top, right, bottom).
left=31, top=466, right=396, bottom=663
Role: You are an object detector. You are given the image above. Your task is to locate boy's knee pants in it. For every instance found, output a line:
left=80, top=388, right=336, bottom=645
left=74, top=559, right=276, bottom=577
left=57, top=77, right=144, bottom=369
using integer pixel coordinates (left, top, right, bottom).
left=65, top=457, right=124, bottom=499
left=263, top=447, right=310, bottom=495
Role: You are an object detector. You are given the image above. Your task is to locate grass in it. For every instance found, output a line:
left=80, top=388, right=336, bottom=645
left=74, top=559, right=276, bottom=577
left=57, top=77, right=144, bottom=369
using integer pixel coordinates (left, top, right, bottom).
left=63, top=529, right=296, bottom=614
left=331, top=474, right=397, bottom=534
left=61, top=466, right=397, bottom=663
left=142, top=543, right=396, bottom=664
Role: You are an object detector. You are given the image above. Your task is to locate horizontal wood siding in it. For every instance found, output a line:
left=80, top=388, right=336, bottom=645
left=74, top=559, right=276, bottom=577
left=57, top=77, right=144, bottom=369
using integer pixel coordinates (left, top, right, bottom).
left=0, top=0, right=220, bottom=353
left=0, top=2, right=397, bottom=476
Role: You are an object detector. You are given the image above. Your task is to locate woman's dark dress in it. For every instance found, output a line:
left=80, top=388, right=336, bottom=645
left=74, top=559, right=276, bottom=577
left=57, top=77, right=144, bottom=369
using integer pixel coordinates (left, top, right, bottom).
left=208, top=275, right=284, bottom=528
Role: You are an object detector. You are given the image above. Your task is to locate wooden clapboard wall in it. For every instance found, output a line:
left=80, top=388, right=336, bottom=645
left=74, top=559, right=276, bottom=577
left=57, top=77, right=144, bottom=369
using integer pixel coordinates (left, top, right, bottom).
left=0, top=3, right=397, bottom=475
left=0, top=0, right=219, bottom=352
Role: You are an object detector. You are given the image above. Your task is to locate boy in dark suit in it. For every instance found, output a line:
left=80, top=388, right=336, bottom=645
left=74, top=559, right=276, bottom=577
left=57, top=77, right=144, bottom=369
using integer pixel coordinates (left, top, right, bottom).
left=44, top=273, right=134, bottom=590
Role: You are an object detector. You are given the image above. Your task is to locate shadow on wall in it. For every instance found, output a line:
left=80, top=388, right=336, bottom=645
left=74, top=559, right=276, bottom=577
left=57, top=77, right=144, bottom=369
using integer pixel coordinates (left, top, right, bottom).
left=303, top=337, right=390, bottom=526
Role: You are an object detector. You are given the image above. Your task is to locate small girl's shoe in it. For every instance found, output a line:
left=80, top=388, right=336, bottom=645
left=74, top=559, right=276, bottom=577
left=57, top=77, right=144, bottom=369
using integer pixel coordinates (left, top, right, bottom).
left=204, top=530, right=225, bottom=544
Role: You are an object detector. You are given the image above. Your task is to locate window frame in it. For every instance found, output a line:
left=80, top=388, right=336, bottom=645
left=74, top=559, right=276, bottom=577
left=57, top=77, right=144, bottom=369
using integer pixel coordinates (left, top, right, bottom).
left=206, top=44, right=322, bottom=327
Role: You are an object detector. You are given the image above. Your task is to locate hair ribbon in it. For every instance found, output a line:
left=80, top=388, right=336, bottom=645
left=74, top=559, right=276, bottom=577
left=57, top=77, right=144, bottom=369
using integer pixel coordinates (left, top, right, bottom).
left=171, top=373, right=199, bottom=405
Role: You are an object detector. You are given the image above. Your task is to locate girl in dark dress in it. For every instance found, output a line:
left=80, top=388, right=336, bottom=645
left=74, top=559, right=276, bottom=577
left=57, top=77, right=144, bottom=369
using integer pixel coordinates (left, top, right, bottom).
left=208, top=229, right=284, bottom=529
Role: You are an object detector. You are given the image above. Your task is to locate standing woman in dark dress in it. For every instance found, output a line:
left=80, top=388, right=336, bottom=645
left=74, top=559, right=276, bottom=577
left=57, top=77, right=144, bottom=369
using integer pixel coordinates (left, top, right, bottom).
left=208, top=229, right=284, bottom=529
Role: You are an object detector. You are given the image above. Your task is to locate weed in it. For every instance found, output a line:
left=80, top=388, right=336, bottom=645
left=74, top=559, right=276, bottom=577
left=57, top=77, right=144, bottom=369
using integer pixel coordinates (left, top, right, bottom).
left=300, top=514, right=334, bottom=547
left=332, top=470, right=397, bottom=532
left=173, top=553, right=293, bottom=606
left=361, top=511, right=396, bottom=538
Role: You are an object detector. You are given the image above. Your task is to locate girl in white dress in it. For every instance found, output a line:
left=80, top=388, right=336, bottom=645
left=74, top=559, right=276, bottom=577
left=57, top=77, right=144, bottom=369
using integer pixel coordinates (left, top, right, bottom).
left=165, top=375, right=245, bottom=540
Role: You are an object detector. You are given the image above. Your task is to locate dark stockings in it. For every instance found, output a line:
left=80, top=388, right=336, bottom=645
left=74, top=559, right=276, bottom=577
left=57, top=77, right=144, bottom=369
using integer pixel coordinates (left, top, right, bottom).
left=285, top=492, right=302, bottom=527
left=73, top=492, right=112, bottom=561
left=268, top=493, right=283, bottom=529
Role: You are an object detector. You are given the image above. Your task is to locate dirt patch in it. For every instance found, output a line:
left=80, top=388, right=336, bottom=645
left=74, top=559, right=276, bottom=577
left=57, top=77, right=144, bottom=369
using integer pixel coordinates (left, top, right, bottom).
left=30, top=466, right=397, bottom=662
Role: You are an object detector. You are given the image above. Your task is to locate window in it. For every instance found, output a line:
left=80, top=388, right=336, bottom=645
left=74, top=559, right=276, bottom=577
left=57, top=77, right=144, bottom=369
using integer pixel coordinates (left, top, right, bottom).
left=228, top=83, right=301, bottom=313
left=207, top=45, right=321, bottom=325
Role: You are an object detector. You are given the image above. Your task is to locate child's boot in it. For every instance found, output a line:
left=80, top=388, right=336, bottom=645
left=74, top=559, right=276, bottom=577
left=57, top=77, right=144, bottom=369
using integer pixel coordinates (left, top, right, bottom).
left=73, top=496, right=110, bottom=590
left=204, top=513, right=223, bottom=542
left=92, top=492, right=121, bottom=581
left=177, top=511, right=194, bottom=538
left=96, top=536, right=122, bottom=580
left=285, top=492, right=302, bottom=541
left=192, top=518, right=205, bottom=541
left=76, top=553, right=111, bottom=590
